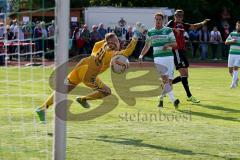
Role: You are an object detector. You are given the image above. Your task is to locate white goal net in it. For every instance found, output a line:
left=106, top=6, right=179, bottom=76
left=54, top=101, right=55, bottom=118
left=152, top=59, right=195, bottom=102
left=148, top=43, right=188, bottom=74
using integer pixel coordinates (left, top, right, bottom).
left=0, top=0, right=69, bottom=159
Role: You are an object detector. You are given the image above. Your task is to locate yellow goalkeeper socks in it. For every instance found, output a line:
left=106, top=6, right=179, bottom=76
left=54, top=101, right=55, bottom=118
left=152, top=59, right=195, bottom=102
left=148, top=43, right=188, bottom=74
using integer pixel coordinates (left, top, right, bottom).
left=39, top=92, right=54, bottom=110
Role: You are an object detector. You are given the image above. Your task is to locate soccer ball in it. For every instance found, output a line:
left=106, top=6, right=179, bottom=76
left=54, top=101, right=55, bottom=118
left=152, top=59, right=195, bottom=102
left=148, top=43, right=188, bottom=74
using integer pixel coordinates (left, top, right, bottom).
left=110, top=54, right=129, bottom=74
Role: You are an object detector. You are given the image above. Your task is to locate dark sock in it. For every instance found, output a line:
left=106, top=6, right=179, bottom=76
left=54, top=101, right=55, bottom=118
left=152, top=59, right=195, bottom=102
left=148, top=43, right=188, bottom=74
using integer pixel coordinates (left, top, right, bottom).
left=181, top=77, right=192, bottom=97
left=172, top=76, right=182, bottom=84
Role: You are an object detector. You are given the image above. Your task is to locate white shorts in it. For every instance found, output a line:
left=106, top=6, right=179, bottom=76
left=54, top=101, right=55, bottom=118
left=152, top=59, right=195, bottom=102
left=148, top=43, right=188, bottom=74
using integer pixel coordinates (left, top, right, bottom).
left=154, top=56, right=174, bottom=80
left=228, top=54, right=240, bottom=67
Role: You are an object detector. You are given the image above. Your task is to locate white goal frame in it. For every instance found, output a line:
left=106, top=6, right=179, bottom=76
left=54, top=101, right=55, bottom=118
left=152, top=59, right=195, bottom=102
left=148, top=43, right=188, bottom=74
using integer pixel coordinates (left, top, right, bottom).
left=53, top=0, right=69, bottom=159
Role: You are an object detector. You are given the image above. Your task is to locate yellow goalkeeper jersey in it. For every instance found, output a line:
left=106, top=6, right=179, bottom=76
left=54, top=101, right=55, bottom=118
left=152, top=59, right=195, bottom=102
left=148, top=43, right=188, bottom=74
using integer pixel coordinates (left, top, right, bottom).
left=90, top=38, right=138, bottom=73
left=67, top=38, right=138, bottom=85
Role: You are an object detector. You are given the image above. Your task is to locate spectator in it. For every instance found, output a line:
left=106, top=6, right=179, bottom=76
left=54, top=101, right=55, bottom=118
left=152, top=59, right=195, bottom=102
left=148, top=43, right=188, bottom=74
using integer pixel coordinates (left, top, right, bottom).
left=97, top=23, right=107, bottom=40
left=107, top=26, right=112, bottom=33
left=40, top=21, right=48, bottom=51
left=33, top=21, right=42, bottom=51
left=0, top=22, right=4, bottom=38
left=113, top=26, right=122, bottom=39
left=10, top=19, right=16, bottom=32
left=22, top=22, right=32, bottom=53
left=47, top=20, right=55, bottom=51
left=30, top=21, right=36, bottom=35
left=22, top=22, right=32, bottom=39
left=71, top=27, right=80, bottom=51
left=40, top=21, right=48, bottom=39
left=3, top=25, right=14, bottom=59
left=13, top=21, right=24, bottom=40
left=188, top=29, right=199, bottom=58
left=90, top=25, right=101, bottom=47
left=210, top=26, right=222, bottom=60
left=0, top=23, right=4, bottom=62
left=0, top=33, right=3, bottom=64
left=220, top=22, right=231, bottom=59
left=199, top=25, right=210, bottom=60
left=125, top=26, right=133, bottom=42
left=71, top=27, right=84, bottom=56
left=4, top=25, right=14, bottom=41
left=48, top=20, right=55, bottom=38
left=13, top=21, right=24, bottom=55
left=81, top=24, right=91, bottom=54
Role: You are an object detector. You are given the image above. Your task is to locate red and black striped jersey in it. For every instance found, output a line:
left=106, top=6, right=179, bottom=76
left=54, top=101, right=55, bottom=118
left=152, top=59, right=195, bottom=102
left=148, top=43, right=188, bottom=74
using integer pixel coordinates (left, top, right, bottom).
left=166, top=20, right=191, bottom=50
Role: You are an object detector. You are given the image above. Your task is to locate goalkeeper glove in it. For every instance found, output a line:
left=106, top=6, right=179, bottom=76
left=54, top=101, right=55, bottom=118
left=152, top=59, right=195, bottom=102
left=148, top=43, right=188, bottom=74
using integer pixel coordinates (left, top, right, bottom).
left=133, top=22, right=147, bottom=39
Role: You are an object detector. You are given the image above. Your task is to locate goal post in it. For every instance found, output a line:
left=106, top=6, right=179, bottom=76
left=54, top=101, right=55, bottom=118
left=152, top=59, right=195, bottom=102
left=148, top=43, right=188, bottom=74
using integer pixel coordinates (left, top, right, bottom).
left=0, top=0, right=71, bottom=159
left=53, top=0, right=69, bottom=160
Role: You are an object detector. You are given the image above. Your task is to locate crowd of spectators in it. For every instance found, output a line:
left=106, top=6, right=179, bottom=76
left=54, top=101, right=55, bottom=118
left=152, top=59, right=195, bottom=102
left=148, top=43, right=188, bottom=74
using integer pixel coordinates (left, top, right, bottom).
left=69, top=23, right=149, bottom=60
left=0, top=16, right=234, bottom=65
left=70, top=22, right=233, bottom=61
left=188, top=23, right=232, bottom=61
left=0, top=19, right=55, bottom=64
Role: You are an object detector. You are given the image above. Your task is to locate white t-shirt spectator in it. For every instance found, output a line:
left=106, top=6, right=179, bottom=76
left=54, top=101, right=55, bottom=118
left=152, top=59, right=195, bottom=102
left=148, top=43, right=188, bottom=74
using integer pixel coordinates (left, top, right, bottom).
left=210, top=31, right=222, bottom=44
left=14, top=25, right=24, bottom=40
left=48, top=25, right=55, bottom=37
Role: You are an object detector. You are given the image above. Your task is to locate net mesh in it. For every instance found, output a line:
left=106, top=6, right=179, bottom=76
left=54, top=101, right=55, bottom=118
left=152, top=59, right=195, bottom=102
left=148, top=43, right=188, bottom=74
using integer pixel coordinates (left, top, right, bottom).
left=0, top=0, right=56, bottom=159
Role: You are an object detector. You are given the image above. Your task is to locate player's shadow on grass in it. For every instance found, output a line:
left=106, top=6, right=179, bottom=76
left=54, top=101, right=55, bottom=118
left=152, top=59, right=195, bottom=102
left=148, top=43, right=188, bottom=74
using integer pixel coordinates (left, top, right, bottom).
left=96, top=136, right=227, bottom=159
left=178, top=109, right=240, bottom=122
left=193, top=104, right=240, bottom=113
left=96, top=136, right=194, bottom=155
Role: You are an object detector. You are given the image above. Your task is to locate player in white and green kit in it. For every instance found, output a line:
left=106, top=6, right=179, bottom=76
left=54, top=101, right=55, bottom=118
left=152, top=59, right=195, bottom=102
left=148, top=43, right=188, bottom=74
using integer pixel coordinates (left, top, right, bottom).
left=225, top=20, right=240, bottom=88
left=139, top=12, right=180, bottom=108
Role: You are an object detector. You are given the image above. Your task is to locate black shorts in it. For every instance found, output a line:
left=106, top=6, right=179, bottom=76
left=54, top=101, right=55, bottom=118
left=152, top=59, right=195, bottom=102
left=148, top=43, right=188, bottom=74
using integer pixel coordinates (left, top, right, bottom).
left=173, top=49, right=189, bottom=70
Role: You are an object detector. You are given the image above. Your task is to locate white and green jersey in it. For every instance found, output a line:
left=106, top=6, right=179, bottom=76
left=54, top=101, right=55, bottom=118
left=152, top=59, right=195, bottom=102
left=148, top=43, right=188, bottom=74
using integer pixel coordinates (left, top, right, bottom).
left=226, top=31, right=240, bottom=55
left=146, top=26, right=176, bottom=58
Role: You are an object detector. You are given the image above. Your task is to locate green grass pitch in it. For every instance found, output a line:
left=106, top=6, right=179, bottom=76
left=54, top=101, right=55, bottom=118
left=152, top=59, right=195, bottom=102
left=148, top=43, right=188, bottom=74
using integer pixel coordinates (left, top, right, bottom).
left=0, top=66, right=239, bottom=160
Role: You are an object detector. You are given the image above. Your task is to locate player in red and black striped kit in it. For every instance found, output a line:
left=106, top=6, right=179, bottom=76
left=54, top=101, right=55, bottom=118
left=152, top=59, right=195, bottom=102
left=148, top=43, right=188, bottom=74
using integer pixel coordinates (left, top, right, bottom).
left=166, top=9, right=210, bottom=103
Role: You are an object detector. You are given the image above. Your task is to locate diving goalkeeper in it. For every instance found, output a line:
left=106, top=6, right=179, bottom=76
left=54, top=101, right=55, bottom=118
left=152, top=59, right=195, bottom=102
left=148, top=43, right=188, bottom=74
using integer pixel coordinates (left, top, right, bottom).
left=36, top=23, right=146, bottom=123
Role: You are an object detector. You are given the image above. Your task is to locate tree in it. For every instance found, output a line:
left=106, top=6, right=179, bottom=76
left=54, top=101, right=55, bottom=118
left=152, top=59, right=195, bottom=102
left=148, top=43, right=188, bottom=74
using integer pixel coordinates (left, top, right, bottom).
left=8, top=0, right=55, bottom=12
left=71, top=0, right=90, bottom=8
left=8, top=0, right=240, bottom=27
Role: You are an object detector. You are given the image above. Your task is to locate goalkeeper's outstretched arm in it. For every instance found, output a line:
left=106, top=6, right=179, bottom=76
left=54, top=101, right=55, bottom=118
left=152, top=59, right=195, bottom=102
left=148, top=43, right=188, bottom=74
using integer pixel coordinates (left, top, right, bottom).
left=121, top=22, right=146, bottom=57
left=120, top=38, right=138, bottom=57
